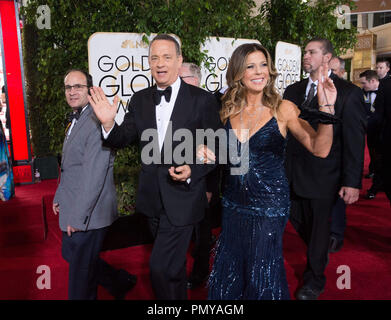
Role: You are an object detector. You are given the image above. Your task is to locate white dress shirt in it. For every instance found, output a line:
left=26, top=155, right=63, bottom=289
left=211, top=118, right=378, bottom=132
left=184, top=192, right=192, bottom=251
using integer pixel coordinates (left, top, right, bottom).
left=305, top=70, right=332, bottom=100
left=305, top=77, right=318, bottom=99
left=367, top=91, right=377, bottom=112
left=155, top=77, right=181, bottom=150
left=102, top=77, right=190, bottom=182
left=102, top=77, right=181, bottom=151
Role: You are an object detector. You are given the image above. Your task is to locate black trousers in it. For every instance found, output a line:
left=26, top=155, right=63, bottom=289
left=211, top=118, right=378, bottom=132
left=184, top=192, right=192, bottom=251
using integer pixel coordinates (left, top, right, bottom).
left=367, top=121, right=384, bottom=193
left=61, top=227, right=119, bottom=300
left=382, top=148, right=391, bottom=204
left=148, top=213, right=194, bottom=300
left=367, top=124, right=379, bottom=174
left=289, top=192, right=335, bottom=291
left=190, top=206, right=213, bottom=281
left=368, top=150, right=383, bottom=194
left=330, top=196, right=346, bottom=241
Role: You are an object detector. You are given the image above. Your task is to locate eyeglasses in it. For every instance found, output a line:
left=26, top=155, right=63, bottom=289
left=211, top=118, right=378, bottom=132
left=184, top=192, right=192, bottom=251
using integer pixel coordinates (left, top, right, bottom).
left=64, top=84, right=88, bottom=92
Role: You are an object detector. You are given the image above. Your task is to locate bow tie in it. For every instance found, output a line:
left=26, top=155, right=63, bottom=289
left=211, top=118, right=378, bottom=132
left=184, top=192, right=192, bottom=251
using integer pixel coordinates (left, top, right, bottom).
left=153, top=86, right=172, bottom=105
left=366, top=90, right=377, bottom=95
left=67, top=107, right=83, bottom=122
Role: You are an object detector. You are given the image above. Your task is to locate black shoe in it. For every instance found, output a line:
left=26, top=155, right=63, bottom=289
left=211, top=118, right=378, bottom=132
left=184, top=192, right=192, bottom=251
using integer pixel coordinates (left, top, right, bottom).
left=187, top=275, right=208, bottom=290
left=366, top=191, right=376, bottom=199
left=295, top=285, right=324, bottom=300
left=365, top=173, right=374, bottom=179
left=328, top=236, right=344, bottom=253
left=112, top=270, right=137, bottom=300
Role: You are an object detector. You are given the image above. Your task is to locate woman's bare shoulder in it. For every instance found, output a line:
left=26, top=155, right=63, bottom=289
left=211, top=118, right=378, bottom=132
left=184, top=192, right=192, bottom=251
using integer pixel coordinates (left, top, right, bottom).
left=277, top=99, right=300, bottom=121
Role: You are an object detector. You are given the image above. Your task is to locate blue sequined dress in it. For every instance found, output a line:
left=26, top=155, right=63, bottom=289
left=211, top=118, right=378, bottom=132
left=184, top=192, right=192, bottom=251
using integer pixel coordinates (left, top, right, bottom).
left=208, top=117, right=290, bottom=300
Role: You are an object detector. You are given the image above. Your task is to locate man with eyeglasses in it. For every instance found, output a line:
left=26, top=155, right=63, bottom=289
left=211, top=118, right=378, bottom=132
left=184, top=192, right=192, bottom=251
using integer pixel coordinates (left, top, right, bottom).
left=53, top=69, right=137, bottom=300
left=179, top=62, right=202, bottom=87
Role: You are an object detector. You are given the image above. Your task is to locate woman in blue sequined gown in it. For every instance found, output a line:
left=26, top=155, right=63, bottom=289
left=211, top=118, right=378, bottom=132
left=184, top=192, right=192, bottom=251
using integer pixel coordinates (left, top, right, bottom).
left=202, top=43, right=337, bottom=300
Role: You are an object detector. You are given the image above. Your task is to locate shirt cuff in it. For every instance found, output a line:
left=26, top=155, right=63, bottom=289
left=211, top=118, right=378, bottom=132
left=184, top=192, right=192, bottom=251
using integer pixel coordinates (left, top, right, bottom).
left=187, top=178, right=191, bottom=184
left=101, top=125, right=114, bottom=139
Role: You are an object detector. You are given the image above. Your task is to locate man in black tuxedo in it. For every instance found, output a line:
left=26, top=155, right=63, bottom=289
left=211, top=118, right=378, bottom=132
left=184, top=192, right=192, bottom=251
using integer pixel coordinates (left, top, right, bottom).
left=374, top=58, right=391, bottom=204
left=328, top=56, right=347, bottom=254
left=373, top=73, right=391, bottom=205
left=89, top=34, right=222, bottom=299
left=283, top=38, right=367, bottom=300
left=359, top=70, right=381, bottom=199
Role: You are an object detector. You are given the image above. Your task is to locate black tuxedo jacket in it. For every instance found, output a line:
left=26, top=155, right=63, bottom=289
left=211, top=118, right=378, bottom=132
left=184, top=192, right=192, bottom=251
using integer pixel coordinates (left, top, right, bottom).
left=374, top=77, right=391, bottom=149
left=283, top=73, right=367, bottom=199
left=105, top=80, right=223, bottom=226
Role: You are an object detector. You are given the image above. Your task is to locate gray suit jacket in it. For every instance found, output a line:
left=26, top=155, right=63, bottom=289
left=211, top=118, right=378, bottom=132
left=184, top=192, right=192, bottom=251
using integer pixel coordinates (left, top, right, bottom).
left=54, top=105, right=117, bottom=232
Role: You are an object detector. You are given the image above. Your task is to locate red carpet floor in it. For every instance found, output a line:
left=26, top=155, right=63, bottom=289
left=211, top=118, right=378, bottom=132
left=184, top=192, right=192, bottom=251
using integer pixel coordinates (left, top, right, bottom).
left=0, top=147, right=390, bottom=300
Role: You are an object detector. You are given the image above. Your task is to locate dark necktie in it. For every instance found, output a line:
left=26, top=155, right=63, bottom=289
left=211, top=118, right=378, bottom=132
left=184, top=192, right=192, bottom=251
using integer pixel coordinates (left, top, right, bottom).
left=153, top=86, right=172, bottom=105
left=67, top=107, right=83, bottom=123
left=303, top=83, right=316, bottom=107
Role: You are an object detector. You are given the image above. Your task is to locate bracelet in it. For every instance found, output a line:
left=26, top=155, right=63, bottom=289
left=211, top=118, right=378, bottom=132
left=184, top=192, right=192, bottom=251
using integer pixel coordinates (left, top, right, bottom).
left=319, top=104, right=335, bottom=115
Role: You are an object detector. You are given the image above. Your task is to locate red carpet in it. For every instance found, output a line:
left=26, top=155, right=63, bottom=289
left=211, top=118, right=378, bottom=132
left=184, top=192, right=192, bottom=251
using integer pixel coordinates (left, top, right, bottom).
left=0, top=147, right=390, bottom=300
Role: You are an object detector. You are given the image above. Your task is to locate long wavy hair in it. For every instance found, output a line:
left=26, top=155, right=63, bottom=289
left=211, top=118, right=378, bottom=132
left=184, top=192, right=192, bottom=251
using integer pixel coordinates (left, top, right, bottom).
left=220, top=43, right=281, bottom=124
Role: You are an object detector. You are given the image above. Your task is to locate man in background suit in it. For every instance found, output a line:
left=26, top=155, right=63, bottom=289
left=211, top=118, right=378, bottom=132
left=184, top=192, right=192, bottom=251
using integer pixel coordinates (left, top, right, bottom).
left=374, top=59, right=391, bottom=203
left=376, top=58, right=390, bottom=82
left=373, top=70, right=391, bottom=205
left=89, top=35, right=222, bottom=299
left=359, top=70, right=382, bottom=199
left=327, top=56, right=347, bottom=254
left=284, top=38, right=366, bottom=300
left=53, top=70, right=136, bottom=300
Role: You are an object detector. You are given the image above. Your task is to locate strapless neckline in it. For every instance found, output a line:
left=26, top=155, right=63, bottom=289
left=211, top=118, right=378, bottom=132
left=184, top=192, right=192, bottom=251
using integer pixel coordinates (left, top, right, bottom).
left=227, top=117, right=285, bottom=143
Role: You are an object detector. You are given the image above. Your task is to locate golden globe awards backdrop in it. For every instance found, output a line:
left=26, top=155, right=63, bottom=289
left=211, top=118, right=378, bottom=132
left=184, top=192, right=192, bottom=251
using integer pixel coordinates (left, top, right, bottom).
left=88, top=33, right=261, bottom=122
left=200, top=37, right=261, bottom=93
left=88, top=32, right=181, bottom=124
left=274, top=41, right=301, bottom=96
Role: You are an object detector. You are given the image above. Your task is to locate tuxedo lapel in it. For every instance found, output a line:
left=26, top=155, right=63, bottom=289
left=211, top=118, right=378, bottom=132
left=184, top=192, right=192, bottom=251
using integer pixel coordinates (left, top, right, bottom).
left=66, top=106, right=90, bottom=146
left=298, top=78, right=309, bottom=108
left=169, top=81, right=191, bottom=135
left=330, top=72, right=338, bottom=82
left=62, top=106, right=91, bottom=165
left=142, top=87, right=158, bottom=132
left=329, top=72, right=343, bottom=115
left=161, top=81, right=192, bottom=165
left=303, top=73, right=338, bottom=110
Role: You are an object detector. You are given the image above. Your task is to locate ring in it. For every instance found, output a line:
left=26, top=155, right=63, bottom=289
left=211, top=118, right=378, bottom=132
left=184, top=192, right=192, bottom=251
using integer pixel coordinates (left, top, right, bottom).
left=198, top=156, right=205, bottom=162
